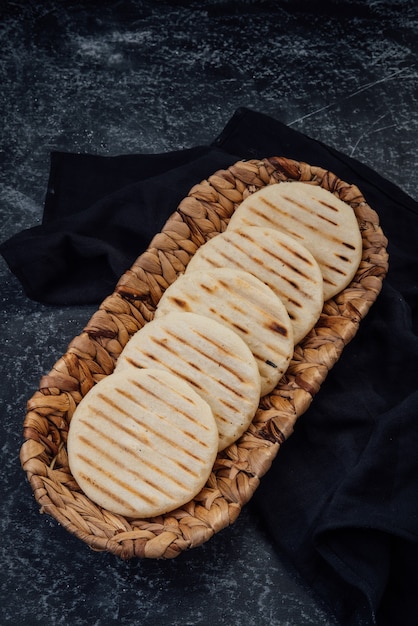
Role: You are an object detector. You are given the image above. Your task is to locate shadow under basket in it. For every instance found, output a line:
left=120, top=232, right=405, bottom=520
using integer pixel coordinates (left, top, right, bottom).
left=20, top=157, right=389, bottom=559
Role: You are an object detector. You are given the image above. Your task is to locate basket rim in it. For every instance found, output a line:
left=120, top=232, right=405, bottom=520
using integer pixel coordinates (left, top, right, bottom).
left=20, top=156, right=389, bottom=560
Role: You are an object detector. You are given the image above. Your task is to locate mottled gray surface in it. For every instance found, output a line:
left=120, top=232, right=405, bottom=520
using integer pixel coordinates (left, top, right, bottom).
left=0, top=1, right=417, bottom=624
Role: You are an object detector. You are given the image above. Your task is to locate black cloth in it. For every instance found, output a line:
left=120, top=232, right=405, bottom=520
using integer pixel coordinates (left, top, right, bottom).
left=2, top=108, right=418, bottom=625
left=1, top=146, right=240, bottom=304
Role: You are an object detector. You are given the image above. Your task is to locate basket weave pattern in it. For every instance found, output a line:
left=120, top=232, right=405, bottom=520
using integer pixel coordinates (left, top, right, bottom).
left=20, top=157, right=389, bottom=559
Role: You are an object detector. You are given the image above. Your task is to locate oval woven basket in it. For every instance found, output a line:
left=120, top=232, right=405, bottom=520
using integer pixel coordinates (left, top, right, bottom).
left=20, top=157, right=388, bottom=559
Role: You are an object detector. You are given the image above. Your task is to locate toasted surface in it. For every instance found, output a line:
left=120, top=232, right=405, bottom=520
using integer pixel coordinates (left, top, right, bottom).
left=116, top=312, right=261, bottom=450
left=67, top=368, right=218, bottom=518
left=228, top=181, right=362, bottom=300
left=185, top=226, right=323, bottom=344
left=155, top=268, right=293, bottom=396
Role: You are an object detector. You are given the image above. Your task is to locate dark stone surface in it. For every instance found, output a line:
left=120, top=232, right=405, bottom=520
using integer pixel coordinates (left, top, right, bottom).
left=0, top=1, right=416, bottom=624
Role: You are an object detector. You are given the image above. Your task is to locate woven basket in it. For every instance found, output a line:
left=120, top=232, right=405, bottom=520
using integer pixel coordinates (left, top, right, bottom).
left=20, top=157, right=388, bottom=559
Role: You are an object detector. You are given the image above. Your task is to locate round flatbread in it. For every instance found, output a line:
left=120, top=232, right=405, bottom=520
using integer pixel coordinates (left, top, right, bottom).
left=228, top=181, right=362, bottom=300
left=185, top=226, right=324, bottom=344
left=115, top=312, right=261, bottom=450
left=67, top=368, right=219, bottom=519
left=155, top=267, right=293, bottom=396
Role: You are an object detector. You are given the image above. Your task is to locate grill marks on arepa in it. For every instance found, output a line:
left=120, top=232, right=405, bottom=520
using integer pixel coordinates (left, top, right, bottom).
left=227, top=182, right=362, bottom=300
left=126, top=328, right=250, bottom=397
left=115, top=312, right=261, bottom=450
left=186, top=226, right=324, bottom=344
left=155, top=268, right=293, bottom=396
left=67, top=368, right=219, bottom=518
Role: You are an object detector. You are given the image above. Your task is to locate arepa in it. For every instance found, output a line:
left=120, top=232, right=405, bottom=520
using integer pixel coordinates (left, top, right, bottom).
left=155, top=267, right=293, bottom=396
left=67, top=368, right=219, bottom=519
left=115, top=311, right=261, bottom=450
left=185, top=226, right=324, bottom=344
left=228, top=181, right=362, bottom=300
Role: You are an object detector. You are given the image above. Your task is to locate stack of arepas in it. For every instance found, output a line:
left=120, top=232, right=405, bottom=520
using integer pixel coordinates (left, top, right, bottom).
left=67, top=180, right=362, bottom=519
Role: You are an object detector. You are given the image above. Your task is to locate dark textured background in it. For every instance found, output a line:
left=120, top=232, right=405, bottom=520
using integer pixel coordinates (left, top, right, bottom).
left=1, top=1, right=417, bottom=624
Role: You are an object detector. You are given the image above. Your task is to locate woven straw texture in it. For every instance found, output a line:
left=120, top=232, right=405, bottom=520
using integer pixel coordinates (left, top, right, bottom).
left=20, top=157, right=389, bottom=559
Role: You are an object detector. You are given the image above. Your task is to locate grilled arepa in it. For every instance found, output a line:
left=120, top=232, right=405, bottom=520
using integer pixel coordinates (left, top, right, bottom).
left=67, top=368, right=219, bottom=518
left=115, top=311, right=261, bottom=450
left=155, top=268, right=293, bottom=396
left=228, top=182, right=362, bottom=300
left=185, top=226, right=324, bottom=344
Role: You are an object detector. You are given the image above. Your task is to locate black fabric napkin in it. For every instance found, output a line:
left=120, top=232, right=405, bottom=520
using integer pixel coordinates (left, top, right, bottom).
left=0, top=146, right=240, bottom=304
left=2, top=108, right=418, bottom=626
